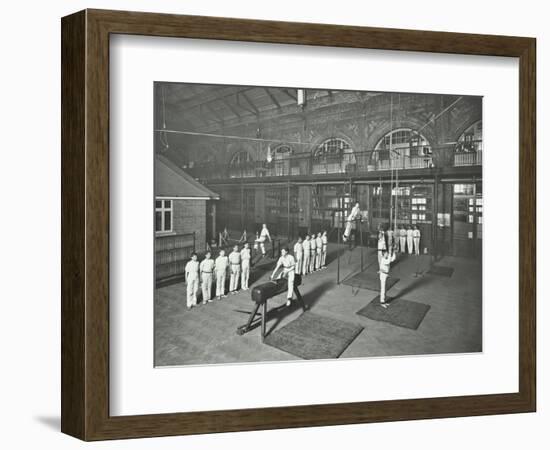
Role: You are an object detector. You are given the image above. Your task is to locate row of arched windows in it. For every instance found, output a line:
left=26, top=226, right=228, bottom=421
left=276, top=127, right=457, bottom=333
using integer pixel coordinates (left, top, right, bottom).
left=223, top=121, right=481, bottom=177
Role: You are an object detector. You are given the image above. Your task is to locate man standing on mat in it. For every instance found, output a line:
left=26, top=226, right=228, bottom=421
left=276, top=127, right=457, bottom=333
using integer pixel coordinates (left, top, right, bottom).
left=199, top=251, right=215, bottom=304
left=185, top=253, right=200, bottom=310
left=240, top=242, right=251, bottom=290
left=378, top=246, right=396, bottom=308
left=214, top=249, right=229, bottom=300
left=293, top=236, right=303, bottom=275
left=271, top=247, right=296, bottom=307
left=377, top=228, right=387, bottom=265
left=228, top=245, right=241, bottom=295
left=302, top=234, right=311, bottom=275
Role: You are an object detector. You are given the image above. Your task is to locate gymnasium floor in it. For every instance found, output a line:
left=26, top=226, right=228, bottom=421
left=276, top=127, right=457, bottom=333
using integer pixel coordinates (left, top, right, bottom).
left=154, top=245, right=482, bottom=366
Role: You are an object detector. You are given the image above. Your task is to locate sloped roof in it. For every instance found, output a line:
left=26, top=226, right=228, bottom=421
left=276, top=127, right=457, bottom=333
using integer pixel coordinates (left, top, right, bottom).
left=155, top=154, right=220, bottom=199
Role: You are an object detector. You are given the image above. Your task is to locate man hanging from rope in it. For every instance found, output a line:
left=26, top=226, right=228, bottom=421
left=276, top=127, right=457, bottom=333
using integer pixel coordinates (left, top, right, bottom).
left=343, top=201, right=361, bottom=243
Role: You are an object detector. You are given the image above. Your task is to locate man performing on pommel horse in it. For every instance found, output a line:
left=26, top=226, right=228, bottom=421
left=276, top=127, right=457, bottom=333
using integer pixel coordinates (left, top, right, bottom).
left=236, top=247, right=307, bottom=341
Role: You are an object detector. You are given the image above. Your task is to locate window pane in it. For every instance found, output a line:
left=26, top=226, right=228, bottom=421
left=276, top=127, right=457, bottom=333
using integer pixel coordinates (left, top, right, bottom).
left=164, top=211, right=172, bottom=231
left=155, top=200, right=162, bottom=208
left=164, top=200, right=172, bottom=209
left=155, top=211, right=162, bottom=231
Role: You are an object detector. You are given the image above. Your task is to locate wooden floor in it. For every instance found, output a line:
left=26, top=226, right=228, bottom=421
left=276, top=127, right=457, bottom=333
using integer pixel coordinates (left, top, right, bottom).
left=154, top=245, right=482, bottom=366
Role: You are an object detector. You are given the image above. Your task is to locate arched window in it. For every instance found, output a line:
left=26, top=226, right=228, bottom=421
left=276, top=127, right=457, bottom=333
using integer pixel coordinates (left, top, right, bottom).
left=455, top=120, right=482, bottom=166
left=312, top=138, right=355, bottom=174
left=229, top=151, right=255, bottom=178
left=373, top=128, right=432, bottom=170
left=271, top=145, right=299, bottom=176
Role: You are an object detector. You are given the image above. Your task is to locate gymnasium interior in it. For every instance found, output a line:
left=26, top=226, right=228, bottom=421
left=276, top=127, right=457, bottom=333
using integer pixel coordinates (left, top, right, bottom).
left=154, top=83, right=483, bottom=366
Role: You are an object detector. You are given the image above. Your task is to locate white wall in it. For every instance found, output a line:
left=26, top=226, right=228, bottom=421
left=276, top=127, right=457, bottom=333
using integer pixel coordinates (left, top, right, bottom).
left=0, top=0, right=546, bottom=448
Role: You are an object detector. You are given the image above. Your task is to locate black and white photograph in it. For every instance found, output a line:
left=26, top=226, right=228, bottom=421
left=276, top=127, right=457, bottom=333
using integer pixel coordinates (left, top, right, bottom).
left=154, top=82, right=483, bottom=366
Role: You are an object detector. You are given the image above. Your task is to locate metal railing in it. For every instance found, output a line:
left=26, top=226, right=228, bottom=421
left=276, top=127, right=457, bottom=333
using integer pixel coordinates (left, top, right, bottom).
left=186, top=145, right=481, bottom=181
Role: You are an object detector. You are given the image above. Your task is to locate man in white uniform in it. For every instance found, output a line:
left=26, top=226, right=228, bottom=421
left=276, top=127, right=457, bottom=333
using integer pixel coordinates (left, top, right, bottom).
left=399, top=225, right=407, bottom=253
left=302, top=234, right=311, bottom=275
left=413, top=225, right=421, bottom=255
left=378, top=247, right=396, bottom=308
left=199, top=251, right=215, bottom=304
left=406, top=225, right=414, bottom=255
left=214, top=249, right=229, bottom=299
left=293, top=237, right=303, bottom=275
left=240, top=242, right=251, bottom=290
left=377, top=229, right=387, bottom=265
left=321, top=230, right=328, bottom=268
left=271, top=247, right=296, bottom=306
left=315, top=232, right=323, bottom=271
left=309, top=232, right=317, bottom=272
left=228, top=245, right=241, bottom=294
left=386, top=226, right=394, bottom=249
left=343, top=202, right=361, bottom=242
left=184, top=253, right=200, bottom=309
left=256, top=223, right=271, bottom=257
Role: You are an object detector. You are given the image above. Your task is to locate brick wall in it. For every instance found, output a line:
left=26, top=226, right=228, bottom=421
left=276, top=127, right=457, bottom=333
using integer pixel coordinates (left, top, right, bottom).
left=173, top=199, right=206, bottom=252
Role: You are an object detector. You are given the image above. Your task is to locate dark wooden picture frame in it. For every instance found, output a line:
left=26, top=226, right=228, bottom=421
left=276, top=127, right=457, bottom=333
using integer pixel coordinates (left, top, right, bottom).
left=61, top=9, right=536, bottom=441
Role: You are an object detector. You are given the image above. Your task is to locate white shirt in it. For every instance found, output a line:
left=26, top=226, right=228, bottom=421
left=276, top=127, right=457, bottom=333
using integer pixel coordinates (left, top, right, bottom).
left=294, top=242, right=303, bottom=255
left=379, top=252, right=396, bottom=274
left=240, top=248, right=251, bottom=262
left=302, top=239, right=311, bottom=251
left=260, top=227, right=271, bottom=239
left=185, top=260, right=200, bottom=279
left=321, top=235, right=328, bottom=246
left=413, top=229, right=421, bottom=238
left=315, top=237, right=322, bottom=249
left=214, top=256, right=228, bottom=273
left=199, top=258, right=215, bottom=274
left=348, top=205, right=360, bottom=221
left=277, top=254, right=296, bottom=272
left=406, top=229, right=414, bottom=238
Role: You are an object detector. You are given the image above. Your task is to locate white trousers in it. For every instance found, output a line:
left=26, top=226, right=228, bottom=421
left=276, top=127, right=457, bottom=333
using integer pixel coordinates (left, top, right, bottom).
left=379, top=272, right=388, bottom=303
left=343, top=221, right=352, bottom=239
left=400, top=236, right=406, bottom=253
left=321, top=246, right=327, bottom=267
left=315, top=248, right=322, bottom=269
left=309, top=250, right=316, bottom=272
left=241, top=261, right=250, bottom=289
left=201, top=273, right=212, bottom=302
left=280, top=270, right=295, bottom=299
left=186, top=276, right=198, bottom=307
left=302, top=252, right=310, bottom=275
left=414, top=237, right=420, bottom=255
left=215, top=271, right=226, bottom=297
left=407, top=237, right=413, bottom=254
left=295, top=253, right=303, bottom=275
left=229, top=266, right=240, bottom=292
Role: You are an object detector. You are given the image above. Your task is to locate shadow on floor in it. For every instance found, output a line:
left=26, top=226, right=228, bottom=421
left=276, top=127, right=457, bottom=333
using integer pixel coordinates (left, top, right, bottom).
left=34, top=416, right=60, bottom=431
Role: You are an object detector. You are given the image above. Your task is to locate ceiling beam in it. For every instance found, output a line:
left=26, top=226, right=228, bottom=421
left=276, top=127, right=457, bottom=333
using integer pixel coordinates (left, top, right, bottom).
left=240, top=91, right=260, bottom=115
left=264, top=87, right=281, bottom=109
left=281, top=88, right=297, bottom=102
left=218, top=97, right=242, bottom=119
left=202, top=102, right=225, bottom=123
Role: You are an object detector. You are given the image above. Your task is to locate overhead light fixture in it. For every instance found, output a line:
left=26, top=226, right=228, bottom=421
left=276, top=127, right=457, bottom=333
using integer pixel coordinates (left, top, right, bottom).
left=297, top=88, right=305, bottom=107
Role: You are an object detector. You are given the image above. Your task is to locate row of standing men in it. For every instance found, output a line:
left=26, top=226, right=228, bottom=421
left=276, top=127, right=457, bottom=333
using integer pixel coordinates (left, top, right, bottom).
left=184, top=243, right=253, bottom=309
left=184, top=229, right=330, bottom=309
left=381, top=225, right=422, bottom=256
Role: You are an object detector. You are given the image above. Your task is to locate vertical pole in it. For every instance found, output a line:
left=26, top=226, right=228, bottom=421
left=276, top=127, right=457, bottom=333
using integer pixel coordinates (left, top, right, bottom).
left=193, top=231, right=196, bottom=253
left=337, top=208, right=341, bottom=284
left=287, top=181, right=291, bottom=241
left=360, top=217, right=364, bottom=272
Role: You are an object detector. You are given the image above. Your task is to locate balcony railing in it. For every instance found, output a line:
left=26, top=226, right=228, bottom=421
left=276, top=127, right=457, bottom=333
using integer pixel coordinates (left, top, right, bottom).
left=454, top=150, right=482, bottom=167
left=186, top=147, right=480, bottom=181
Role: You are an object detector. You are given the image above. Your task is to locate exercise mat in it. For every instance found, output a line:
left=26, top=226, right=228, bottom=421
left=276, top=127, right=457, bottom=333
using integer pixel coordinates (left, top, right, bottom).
left=356, top=296, right=430, bottom=330
left=264, top=312, right=363, bottom=359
